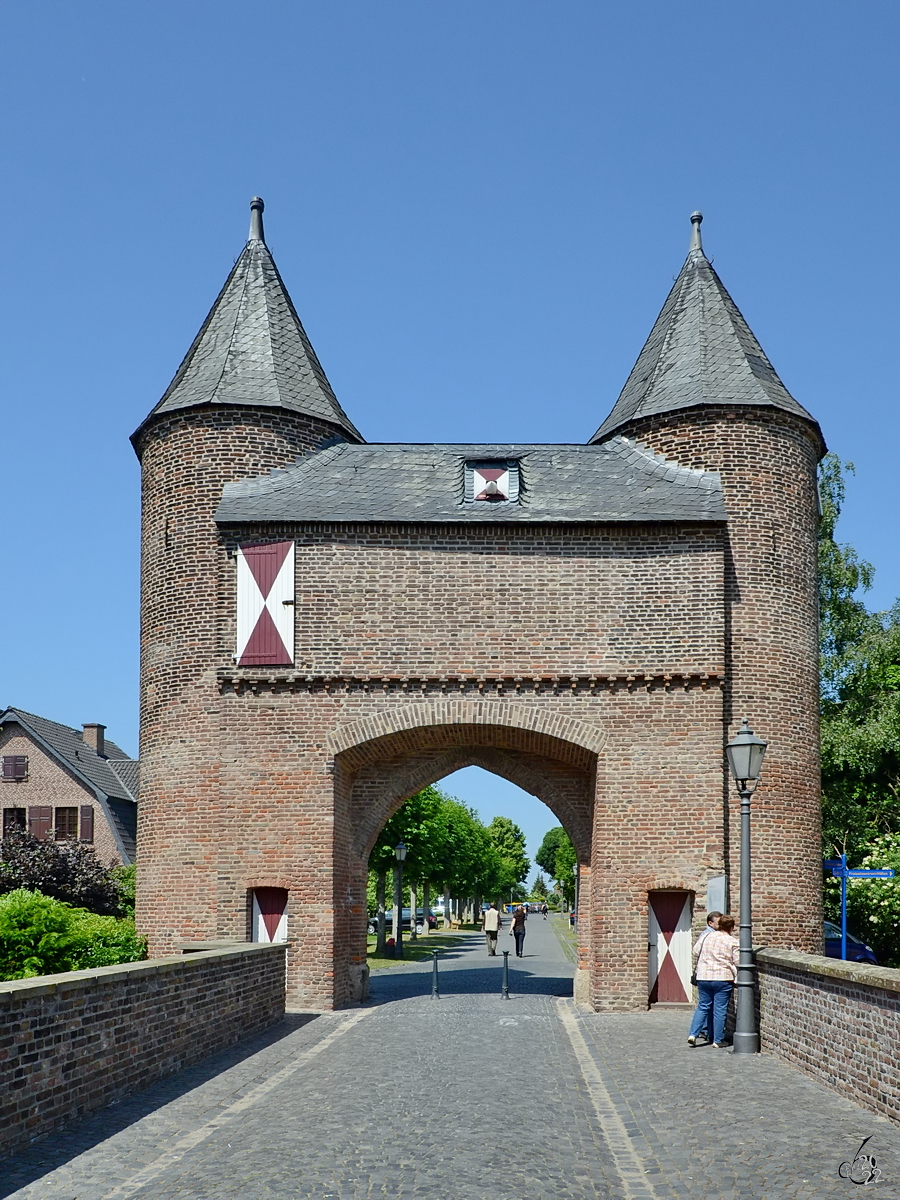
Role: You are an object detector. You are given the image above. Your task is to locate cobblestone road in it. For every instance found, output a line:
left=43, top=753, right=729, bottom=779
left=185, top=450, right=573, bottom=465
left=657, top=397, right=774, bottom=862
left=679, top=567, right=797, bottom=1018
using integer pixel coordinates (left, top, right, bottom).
left=2, top=917, right=900, bottom=1199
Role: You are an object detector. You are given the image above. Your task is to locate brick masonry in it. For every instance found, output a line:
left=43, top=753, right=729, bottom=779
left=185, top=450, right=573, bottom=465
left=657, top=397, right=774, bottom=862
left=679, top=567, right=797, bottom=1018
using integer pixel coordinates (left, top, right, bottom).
left=0, top=942, right=286, bottom=1160
left=757, top=949, right=900, bottom=1126
left=133, top=390, right=822, bottom=1012
left=0, top=727, right=124, bottom=866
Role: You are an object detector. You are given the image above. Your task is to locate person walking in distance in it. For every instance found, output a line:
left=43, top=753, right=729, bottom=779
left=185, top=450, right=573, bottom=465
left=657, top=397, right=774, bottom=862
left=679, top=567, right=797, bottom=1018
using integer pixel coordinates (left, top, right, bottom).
left=510, top=905, right=527, bottom=957
left=692, top=911, right=722, bottom=1044
left=687, top=913, right=739, bottom=1048
left=482, top=902, right=502, bottom=955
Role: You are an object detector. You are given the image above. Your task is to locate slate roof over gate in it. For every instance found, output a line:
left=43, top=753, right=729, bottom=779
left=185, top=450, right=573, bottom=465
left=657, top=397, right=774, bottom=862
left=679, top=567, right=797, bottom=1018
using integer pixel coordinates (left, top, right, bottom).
left=590, top=214, right=822, bottom=445
left=215, top=435, right=725, bottom=525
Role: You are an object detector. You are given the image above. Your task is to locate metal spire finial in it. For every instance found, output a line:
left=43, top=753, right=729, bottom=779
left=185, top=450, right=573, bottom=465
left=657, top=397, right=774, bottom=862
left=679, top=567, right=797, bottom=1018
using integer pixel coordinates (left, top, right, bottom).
left=689, top=211, right=704, bottom=256
left=249, top=196, right=265, bottom=243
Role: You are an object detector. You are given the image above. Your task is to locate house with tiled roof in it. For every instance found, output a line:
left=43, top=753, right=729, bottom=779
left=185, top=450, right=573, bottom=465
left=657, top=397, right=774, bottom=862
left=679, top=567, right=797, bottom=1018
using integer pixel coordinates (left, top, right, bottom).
left=0, top=708, right=138, bottom=864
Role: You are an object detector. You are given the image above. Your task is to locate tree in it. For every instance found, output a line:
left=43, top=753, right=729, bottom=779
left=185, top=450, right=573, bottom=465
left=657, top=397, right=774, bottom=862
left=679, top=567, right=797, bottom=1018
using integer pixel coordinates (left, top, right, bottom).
left=818, top=455, right=900, bottom=858
left=485, top=816, right=529, bottom=894
left=0, top=829, right=122, bottom=915
left=534, top=825, right=576, bottom=906
left=535, top=827, right=566, bottom=878
left=531, top=874, right=549, bottom=899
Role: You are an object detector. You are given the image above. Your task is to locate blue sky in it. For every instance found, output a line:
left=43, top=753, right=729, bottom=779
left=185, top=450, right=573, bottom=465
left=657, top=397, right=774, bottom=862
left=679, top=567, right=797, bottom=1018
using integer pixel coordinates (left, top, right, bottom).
left=2, top=3, right=899, bottom=864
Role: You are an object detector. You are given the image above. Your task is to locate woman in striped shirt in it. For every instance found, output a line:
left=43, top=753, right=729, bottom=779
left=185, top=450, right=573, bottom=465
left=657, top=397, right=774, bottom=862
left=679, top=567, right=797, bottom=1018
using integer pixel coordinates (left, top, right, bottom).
left=687, top=913, right=739, bottom=1048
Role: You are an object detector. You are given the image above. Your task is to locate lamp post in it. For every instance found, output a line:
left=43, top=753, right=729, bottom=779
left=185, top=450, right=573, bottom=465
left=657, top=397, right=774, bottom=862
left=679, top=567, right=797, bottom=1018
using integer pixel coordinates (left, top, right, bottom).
left=395, top=842, right=407, bottom=960
left=725, top=718, right=768, bottom=1055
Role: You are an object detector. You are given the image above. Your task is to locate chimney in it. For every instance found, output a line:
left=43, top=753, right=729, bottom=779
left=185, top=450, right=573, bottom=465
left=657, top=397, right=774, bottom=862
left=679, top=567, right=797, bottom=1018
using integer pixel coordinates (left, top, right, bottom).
left=82, top=723, right=106, bottom=757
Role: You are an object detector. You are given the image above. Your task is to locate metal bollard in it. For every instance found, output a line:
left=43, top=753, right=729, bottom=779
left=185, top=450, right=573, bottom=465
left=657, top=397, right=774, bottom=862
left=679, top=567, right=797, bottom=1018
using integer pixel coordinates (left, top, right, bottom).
left=431, top=949, right=440, bottom=999
left=501, top=950, right=510, bottom=1000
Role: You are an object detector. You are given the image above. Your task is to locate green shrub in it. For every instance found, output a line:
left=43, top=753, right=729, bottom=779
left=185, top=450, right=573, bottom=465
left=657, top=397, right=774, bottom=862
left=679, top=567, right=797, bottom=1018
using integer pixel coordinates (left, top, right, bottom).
left=824, top=833, right=900, bottom=968
left=0, top=889, right=147, bottom=981
left=67, top=910, right=146, bottom=969
left=111, top=863, right=137, bottom=918
left=0, top=889, right=78, bottom=979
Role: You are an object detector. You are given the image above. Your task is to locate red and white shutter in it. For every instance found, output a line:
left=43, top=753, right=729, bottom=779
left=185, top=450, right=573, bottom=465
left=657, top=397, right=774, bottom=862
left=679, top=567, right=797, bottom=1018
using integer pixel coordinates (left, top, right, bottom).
left=236, top=542, right=295, bottom=667
left=252, top=888, right=288, bottom=943
left=648, top=891, right=692, bottom=1003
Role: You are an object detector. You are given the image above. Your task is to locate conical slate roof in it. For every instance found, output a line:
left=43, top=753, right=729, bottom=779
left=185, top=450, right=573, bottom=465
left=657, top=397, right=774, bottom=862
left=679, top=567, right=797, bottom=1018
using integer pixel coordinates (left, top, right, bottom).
left=589, top=214, right=819, bottom=444
left=134, top=198, right=363, bottom=443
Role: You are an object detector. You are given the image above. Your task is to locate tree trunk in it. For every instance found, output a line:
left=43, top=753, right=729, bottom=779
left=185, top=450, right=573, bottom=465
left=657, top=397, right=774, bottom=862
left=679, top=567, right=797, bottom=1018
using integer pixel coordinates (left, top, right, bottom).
left=443, top=886, right=451, bottom=929
left=422, top=880, right=431, bottom=936
left=409, top=881, right=418, bottom=941
left=376, top=869, right=387, bottom=955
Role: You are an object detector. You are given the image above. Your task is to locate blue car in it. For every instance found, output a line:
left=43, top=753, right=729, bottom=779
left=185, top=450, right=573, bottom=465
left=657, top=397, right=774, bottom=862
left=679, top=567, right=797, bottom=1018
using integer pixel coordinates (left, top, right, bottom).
left=824, top=920, right=878, bottom=964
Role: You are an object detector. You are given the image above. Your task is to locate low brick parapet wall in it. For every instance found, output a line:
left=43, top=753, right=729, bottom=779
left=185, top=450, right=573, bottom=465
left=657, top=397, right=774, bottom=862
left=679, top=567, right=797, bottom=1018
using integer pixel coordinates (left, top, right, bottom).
left=757, top=948, right=900, bottom=1125
left=0, top=942, right=287, bottom=1159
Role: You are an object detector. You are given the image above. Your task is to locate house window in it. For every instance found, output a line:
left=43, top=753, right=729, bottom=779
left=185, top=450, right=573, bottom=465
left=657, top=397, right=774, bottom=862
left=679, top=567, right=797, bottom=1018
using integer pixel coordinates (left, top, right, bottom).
left=465, top=460, right=520, bottom=504
left=54, top=807, right=79, bottom=841
left=2, top=808, right=26, bottom=836
left=2, top=756, right=28, bottom=781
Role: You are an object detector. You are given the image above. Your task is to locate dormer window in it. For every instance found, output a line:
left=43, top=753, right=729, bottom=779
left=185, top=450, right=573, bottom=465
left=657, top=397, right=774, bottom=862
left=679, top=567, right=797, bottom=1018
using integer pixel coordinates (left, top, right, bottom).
left=466, top=460, right=520, bottom=504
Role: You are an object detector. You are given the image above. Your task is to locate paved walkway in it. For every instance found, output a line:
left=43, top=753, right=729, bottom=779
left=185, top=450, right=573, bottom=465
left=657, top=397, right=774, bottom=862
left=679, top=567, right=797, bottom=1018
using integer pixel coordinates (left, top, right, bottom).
left=2, top=917, right=900, bottom=1198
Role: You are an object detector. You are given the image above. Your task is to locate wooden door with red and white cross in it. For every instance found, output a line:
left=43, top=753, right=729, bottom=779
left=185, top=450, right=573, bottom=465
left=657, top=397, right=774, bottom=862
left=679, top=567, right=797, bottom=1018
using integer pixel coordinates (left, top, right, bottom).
left=648, top=891, right=693, bottom=1003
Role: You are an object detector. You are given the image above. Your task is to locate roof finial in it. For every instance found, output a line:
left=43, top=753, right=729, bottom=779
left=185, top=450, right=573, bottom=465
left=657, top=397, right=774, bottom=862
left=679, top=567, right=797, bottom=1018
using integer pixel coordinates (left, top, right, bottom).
left=249, top=196, right=265, bottom=243
left=689, top=210, right=704, bottom=257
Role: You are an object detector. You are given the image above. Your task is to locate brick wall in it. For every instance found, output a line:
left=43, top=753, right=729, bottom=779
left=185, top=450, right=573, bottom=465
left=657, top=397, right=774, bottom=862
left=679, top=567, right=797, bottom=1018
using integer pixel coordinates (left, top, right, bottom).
left=0, top=727, right=125, bottom=865
left=757, top=949, right=900, bottom=1126
left=0, top=943, right=286, bottom=1159
left=617, top=409, right=823, bottom=954
left=134, top=396, right=822, bottom=1013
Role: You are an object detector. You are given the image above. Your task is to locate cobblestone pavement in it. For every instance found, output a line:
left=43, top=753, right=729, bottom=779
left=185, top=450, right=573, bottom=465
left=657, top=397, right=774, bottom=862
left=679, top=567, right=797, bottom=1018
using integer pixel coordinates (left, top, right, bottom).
left=2, top=917, right=900, bottom=1198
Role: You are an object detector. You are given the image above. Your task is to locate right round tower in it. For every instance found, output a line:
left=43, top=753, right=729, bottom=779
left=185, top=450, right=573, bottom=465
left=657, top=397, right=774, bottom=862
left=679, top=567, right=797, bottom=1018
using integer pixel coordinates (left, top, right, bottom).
left=590, top=212, right=826, bottom=952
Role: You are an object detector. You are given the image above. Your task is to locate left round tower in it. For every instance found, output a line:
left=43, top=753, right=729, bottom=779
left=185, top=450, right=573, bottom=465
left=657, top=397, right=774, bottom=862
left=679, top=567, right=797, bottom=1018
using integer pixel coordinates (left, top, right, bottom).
left=131, top=198, right=362, bottom=955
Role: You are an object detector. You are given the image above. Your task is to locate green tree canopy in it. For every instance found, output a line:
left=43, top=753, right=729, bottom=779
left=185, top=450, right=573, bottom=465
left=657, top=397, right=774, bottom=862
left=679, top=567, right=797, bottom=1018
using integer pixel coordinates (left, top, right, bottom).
left=534, top=825, right=576, bottom=905
left=819, top=454, right=900, bottom=858
left=486, top=816, right=529, bottom=893
left=535, top=826, right=566, bottom=878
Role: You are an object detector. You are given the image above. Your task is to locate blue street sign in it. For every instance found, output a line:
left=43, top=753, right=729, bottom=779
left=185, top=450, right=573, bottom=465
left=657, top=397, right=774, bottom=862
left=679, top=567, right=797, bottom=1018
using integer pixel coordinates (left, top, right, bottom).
left=823, top=855, right=896, bottom=960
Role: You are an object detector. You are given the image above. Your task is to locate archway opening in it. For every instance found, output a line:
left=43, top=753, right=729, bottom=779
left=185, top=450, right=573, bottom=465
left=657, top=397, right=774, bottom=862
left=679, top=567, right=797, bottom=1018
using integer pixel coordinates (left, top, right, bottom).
left=354, top=765, right=589, bottom=1002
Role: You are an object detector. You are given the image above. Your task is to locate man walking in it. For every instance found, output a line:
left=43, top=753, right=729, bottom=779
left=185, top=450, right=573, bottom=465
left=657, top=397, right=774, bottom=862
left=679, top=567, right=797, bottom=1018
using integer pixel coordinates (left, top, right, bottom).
left=482, top=902, right=502, bottom=955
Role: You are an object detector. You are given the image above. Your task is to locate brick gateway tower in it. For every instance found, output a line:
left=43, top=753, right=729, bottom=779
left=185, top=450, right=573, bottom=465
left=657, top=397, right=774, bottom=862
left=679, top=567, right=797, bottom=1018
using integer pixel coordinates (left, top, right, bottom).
left=132, top=201, right=824, bottom=1009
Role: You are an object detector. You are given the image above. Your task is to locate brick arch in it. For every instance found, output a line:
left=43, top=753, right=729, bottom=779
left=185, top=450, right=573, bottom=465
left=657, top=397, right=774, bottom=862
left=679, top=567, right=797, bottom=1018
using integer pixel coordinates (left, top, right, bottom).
left=327, top=700, right=608, bottom=762
left=349, top=743, right=594, bottom=864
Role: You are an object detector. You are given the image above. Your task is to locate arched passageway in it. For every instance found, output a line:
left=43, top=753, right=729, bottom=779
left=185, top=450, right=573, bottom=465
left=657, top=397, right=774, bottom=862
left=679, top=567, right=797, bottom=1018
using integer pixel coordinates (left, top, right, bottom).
left=332, top=719, right=597, bottom=1003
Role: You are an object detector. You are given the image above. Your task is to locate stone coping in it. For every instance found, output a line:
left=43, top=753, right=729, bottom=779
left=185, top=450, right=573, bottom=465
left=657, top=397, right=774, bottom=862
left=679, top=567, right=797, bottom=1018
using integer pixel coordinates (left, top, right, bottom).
left=757, top=947, right=900, bottom=995
left=0, top=942, right=286, bottom=1001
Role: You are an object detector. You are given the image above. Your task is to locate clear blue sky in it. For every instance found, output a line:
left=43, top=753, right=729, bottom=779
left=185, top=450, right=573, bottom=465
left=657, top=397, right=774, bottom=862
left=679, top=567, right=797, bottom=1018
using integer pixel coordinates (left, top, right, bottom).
left=2, top=3, right=898, bottom=860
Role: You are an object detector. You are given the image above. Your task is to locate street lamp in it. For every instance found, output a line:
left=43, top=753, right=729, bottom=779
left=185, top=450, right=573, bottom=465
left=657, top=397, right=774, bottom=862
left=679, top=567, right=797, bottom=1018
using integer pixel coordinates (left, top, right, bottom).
left=725, top=717, right=768, bottom=1055
left=395, top=842, right=407, bottom=960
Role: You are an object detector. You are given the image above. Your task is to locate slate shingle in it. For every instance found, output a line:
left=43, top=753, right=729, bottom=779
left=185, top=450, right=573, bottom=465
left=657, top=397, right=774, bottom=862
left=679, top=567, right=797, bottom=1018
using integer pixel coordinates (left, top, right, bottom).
left=134, top=230, right=363, bottom=444
left=215, top=436, right=725, bottom=525
left=589, top=238, right=821, bottom=444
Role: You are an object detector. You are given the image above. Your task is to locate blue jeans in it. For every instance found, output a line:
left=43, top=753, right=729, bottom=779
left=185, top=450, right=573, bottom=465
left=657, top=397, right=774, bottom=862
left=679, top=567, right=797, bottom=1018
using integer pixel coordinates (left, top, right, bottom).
left=688, top=980, right=732, bottom=1043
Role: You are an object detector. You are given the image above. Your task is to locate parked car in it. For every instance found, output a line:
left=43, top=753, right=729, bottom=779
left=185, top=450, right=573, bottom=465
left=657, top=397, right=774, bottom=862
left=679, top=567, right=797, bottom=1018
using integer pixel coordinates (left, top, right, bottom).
left=368, top=909, right=437, bottom=936
left=824, top=920, right=878, bottom=964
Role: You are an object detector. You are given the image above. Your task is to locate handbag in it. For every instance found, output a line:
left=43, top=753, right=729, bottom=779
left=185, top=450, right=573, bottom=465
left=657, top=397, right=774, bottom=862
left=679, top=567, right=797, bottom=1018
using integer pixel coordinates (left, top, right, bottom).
left=690, top=973, right=697, bottom=986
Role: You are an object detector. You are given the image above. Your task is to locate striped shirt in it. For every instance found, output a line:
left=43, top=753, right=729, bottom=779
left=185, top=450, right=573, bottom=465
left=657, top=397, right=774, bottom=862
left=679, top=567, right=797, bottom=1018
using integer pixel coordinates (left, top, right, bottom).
left=693, top=930, right=739, bottom=981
